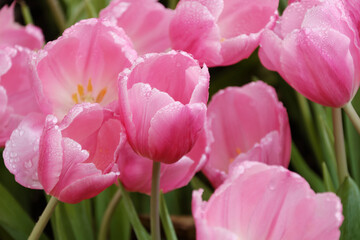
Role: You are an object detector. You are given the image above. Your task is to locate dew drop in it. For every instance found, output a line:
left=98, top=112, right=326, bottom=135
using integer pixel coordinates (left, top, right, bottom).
left=24, top=161, right=33, bottom=169
left=19, top=129, right=24, bottom=136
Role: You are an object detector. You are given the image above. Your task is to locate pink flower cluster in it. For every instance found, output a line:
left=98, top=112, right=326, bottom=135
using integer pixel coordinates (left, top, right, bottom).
left=1, top=0, right=345, bottom=237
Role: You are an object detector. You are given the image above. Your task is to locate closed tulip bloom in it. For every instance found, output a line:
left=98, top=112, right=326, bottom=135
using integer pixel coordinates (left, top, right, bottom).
left=0, top=47, right=41, bottom=145
left=100, top=0, right=173, bottom=55
left=202, top=81, right=291, bottom=188
left=118, top=51, right=209, bottom=164
left=259, top=0, right=360, bottom=107
left=169, top=0, right=279, bottom=67
left=0, top=3, right=44, bottom=49
left=193, top=161, right=343, bottom=240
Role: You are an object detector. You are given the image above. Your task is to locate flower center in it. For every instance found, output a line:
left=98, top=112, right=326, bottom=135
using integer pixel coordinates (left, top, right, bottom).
left=229, top=148, right=242, bottom=164
left=71, top=79, right=107, bottom=104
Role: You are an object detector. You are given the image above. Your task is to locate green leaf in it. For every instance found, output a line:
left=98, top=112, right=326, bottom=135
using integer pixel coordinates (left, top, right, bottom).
left=322, top=162, right=336, bottom=192
left=337, top=177, right=360, bottom=240
left=50, top=200, right=76, bottom=240
left=290, top=142, right=325, bottom=192
left=119, top=183, right=150, bottom=240
left=0, top=183, right=48, bottom=240
left=64, top=200, right=94, bottom=240
left=159, top=192, right=177, bottom=240
left=344, top=116, right=360, bottom=185
left=190, top=176, right=213, bottom=201
left=94, top=185, right=131, bottom=240
left=50, top=199, right=94, bottom=240
left=312, top=103, right=339, bottom=189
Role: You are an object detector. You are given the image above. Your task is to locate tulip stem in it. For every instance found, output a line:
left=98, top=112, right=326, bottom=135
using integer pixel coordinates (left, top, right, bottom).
left=332, top=108, right=349, bottom=185
left=45, top=0, right=66, bottom=32
left=343, top=103, right=360, bottom=136
left=168, top=0, right=178, bottom=9
left=98, top=188, right=122, bottom=240
left=151, top=161, right=161, bottom=240
left=28, top=196, right=58, bottom=240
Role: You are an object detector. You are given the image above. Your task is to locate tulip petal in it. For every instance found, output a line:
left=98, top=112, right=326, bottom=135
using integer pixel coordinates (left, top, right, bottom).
left=194, top=162, right=343, bottom=240
left=0, top=4, right=44, bottom=50
left=127, top=52, right=202, bottom=104
left=127, top=83, right=174, bottom=157
left=52, top=138, right=118, bottom=204
left=281, top=28, right=354, bottom=107
left=149, top=102, right=206, bottom=163
left=217, top=0, right=278, bottom=38
left=38, top=115, right=64, bottom=193
left=170, top=1, right=222, bottom=66
left=3, top=113, right=45, bottom=189
left=100, top=0, right=173, bottom=54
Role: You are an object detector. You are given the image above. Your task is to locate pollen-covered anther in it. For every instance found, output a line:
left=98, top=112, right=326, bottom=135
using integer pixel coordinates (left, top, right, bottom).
left=229, top=148, right=242, bottom=164
left=71, top=79, right=107, bottom=104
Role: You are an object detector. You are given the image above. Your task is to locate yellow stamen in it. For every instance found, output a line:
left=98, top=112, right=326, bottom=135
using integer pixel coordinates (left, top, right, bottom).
left=72, top=93, right=79, bottom=104
left=236, top=148, right=241, bottom=155
left=229, top=158, right=235, bottom=164
left=87, top=79, right=93, bottom=92
left=77, top=84, right=85, bottom=98
left=96, top=88, right=107, bottom=103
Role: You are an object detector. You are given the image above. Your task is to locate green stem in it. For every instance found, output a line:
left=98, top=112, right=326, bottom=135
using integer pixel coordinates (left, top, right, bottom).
left=45, top=0, right=66, bottom=32
left=332, top=108, right=349, bottom=184
left=295, top=92, right=323, bottom=167
left=98, top=189, right=122, bottom=240
left=84, top=0, right=97, bottom=18
left=19, top=1, right=33, bottom=25
left=151, top=161, right=161, bottom=240
left=343, top=102, right=360, bottom=136
left=28, top=196, right=58, bottom=240
left=168, top=0, right=178, bottom=9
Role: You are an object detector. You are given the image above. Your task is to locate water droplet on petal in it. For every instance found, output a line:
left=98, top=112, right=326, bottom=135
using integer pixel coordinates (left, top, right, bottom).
left=24, top=161, right=32, bottom=169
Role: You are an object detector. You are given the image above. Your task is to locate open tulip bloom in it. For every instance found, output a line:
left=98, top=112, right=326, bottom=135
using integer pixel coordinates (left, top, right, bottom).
left=3, top=18, right=137, bottom=203
left=193, top=161, right=343, bottom=240
left=201, top=81, right=291, bottom=188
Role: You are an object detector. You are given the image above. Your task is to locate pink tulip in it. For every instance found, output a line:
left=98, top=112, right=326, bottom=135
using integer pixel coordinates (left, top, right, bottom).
left=0, top=3, right=44, bottom=49
left=0, top=47, right=41, bottom=145
left=34, top=18, right=137, bottom=119
left=169, top=0, right=279, bottom=67
left=201, top=81, right=291, bottom=188
left=4, top=104, right=121, bottom=203
left=3, top=18, right=137, bottom=202
left=118, top=51, right=209, bottom=164
left=193, top=161, right=343, bottom=240
left=259, top=0, right=360, bottom=107
left=116, top=121, right=211, bottom=194
left=99, top=0, right=173, bottom=55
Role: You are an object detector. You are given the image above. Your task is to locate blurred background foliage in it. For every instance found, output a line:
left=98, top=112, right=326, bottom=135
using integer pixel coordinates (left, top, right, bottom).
left=0, top=0, right=359, bottom=239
